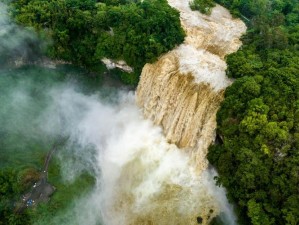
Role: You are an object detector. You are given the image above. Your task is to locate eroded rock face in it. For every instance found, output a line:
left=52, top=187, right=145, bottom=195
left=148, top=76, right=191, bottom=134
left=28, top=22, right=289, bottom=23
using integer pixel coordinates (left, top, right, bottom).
left=137, top=2, right=246, bottom=171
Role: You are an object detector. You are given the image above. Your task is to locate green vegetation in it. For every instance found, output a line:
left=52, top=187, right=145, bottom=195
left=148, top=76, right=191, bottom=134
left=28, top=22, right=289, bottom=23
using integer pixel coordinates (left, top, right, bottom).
left=0, top=168, right=31, bottom=225
left=0, top=162, right=95, bottom=225
left=29, top=159, right=95, bottom=225
left=189, top=0, right=215, bottom=14
left=208, top=0, right=299, bottom=225
left=10, top=0, right=185, bottom=85
left=0, top=66, right=98, bottom=225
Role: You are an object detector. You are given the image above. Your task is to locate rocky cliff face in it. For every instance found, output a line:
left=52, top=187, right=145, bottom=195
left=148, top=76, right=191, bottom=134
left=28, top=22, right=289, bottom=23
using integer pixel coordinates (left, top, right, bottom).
left=137, top=2, right=246, bottom=171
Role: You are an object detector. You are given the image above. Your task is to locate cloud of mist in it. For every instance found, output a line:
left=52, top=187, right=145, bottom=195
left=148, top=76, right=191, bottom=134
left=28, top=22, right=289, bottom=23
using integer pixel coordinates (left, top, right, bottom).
left=31, top=83, right=237, bottom=225
left=0, top=62, right=237, bottom=225
left=0, top=2, right=43, bottom=68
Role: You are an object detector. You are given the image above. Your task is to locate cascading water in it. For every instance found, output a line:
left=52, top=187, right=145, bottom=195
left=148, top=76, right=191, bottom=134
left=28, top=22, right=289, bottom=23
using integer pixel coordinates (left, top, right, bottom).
left=107, top=2, right=247, bottom=225
left=137, top=2, right=246, bottom=172
left=1, top=1, right=246, bottom=224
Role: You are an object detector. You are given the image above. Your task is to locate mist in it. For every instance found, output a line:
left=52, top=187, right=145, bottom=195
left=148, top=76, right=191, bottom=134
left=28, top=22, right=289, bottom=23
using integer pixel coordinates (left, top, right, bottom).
left=0, top=65, right=237, bottom=224
left=38, top=84, right=237, bottom=225
left=0, top=2, right=43, bottom=68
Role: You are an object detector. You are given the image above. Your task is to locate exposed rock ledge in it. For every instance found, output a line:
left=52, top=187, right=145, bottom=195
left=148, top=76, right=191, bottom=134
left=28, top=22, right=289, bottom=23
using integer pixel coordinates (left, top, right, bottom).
left=101, top=58, right=133, bottom=73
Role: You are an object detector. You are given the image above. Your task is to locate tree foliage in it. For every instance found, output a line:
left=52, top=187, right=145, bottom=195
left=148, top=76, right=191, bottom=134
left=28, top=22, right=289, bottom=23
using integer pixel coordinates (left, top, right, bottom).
left=189, top=0, right=215, bottom=14
left=0, top=169, right=31, bottom=225
left=11, top=0, right=185, bottom=85
left=209, top=1, right=299, bottom=225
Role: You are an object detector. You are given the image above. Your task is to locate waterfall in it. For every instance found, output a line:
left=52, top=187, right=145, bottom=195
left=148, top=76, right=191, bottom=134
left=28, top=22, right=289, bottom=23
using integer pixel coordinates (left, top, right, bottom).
left=1, top=1, right=247, bottom=225
left=41, top=5, right=245, bottom=224
left=79, top=2, right=246, bottom=225
left=121, top=2, right=246, bottom=224
left=137, top=2, right=246, bottom=171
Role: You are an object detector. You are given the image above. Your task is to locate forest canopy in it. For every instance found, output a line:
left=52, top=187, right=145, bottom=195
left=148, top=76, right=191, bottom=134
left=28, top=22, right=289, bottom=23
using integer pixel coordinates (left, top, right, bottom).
left=208, top=0, right=299, bottom=225
left=10, top=0, right=185, bottom=85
